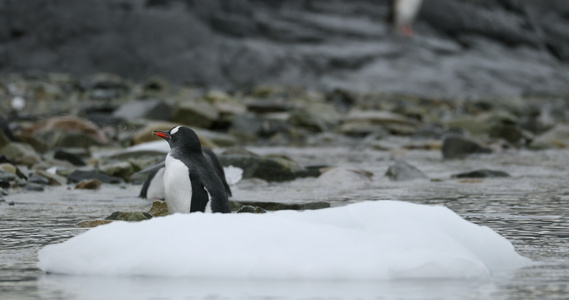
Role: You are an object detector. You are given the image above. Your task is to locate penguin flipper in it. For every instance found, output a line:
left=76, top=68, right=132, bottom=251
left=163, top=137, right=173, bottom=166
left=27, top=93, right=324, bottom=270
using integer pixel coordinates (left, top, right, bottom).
left=202, top=148, right=232, bottom=197
left=189, top=173, right=209, bottom=212
left=201, top=173, right=232, bottom=213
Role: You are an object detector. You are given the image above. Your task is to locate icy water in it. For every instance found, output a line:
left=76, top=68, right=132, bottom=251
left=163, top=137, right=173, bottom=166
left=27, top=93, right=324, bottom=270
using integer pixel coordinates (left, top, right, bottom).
left=1, top=147, right=569, bottom=300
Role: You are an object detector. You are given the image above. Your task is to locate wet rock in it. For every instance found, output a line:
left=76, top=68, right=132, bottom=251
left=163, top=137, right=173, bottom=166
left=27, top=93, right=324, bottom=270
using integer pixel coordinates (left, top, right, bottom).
left=28, top=174, right=50, bottom=185
left=194, top=129, right=238, bottom=147
left=489, top=124, right=533, bottom=146
left=444, top=115, right=493, bottom=137
left=75, top=179, right=102, bottom=190
left=76, top=219, right=113, bottom=228
left=530, top=123, right=569, bottom=149
left=0, top=130, right=11, bottom=149
left=0, top=169, right=20, bottom=188
left=98, top=161, right=138, bottom=180
left=0, top=114, right=17, bottom=143
left=316, top=167, right=373, bottom=188
left=412, top=125, right=446, bottom=139
left=288, top=102, right=341, bottom=133
left=219, top=150, right=318, bottom=182
left=130, top=121, right=217, bottom=149
left=171, top=100, right=219, bottom=128
left=229, top=200, right=330, bottom=212
left=105, top=211, right=153, bottom=221
left=83, top=73, right=130, bottom=100
left=112, top=99, right=173, bottom=121
left=340, top=110, right=418, bottom=136
left=385, top=160, right=428, bottom=181
left=442, top=136, right=491, bottom=159
left=36, top=170, right=67, bottom=186
left=229, top=113, right=263, bottom=142
left=236, top=205, right=267, bottom=214
left=325, top=89, right=356, bottom=113
left=205, top=91, right=247, bottom=116
left=451, top=169, right=510, bottom=179
left=0, top=163, right=17, bottom=175
left=0, top=142, right=40, bottom=166
left=68, top=170, right=122, bottom=184
left=83, top=105, right=123, bottom=128
left=147, top=200, right=169, bottom=217
left=54, top=149, right=86, bottom=166
left=0, top=162, right=27, bottom=180
left=245, top=99, right=290, bottom=113
left=19, top=116, right=109, bottom=149
left=23, top=183, right=45, bottom=192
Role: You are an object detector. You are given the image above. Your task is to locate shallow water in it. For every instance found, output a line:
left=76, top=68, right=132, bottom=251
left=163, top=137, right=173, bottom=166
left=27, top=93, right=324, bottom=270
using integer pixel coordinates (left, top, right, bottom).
left=1, top=147, right=569, bottom=299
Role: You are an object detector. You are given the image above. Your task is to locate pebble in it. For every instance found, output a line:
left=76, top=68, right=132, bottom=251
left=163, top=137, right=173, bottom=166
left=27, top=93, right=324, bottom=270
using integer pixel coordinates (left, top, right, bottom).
left=75, top=179, right=103, bottom=190
left=385, top=160, right=428, bottom=181
left=451, top=169, right=510, bottom=179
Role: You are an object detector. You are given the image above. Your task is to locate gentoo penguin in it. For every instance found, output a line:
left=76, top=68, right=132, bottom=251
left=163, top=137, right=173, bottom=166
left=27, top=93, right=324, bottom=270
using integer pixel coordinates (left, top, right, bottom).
left=387, top=0, right=424, bottom=36
left=138, top=148, right=232, bottom=200
left=153, top=126, right=231, bottom=214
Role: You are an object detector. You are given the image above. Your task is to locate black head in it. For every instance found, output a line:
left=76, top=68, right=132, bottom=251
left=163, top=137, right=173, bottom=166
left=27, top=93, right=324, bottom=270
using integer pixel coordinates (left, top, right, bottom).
left=153, top=126, right=202, bottom=154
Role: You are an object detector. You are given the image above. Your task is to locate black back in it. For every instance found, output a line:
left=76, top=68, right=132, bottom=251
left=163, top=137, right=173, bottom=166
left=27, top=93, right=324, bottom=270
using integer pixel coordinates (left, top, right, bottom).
left=168, top=127, right=231, bottom=213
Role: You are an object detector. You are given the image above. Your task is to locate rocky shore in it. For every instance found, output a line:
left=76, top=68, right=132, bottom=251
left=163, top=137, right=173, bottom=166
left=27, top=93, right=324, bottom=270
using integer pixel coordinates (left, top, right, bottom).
left=1, top=72, right=568, bottom=222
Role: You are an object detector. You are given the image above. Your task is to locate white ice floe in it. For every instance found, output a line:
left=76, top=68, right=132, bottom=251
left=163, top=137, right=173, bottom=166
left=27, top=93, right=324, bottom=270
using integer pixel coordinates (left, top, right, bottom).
left=37, top=201, right=530, bottom=279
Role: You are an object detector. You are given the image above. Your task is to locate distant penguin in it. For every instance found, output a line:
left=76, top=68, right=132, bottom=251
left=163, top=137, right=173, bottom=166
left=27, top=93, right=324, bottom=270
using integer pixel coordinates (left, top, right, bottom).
left=139, top=148, right=232, bottom=200
left=153, top=126, right=231, bottom=214
left=387, top=0, right=424, bottom=36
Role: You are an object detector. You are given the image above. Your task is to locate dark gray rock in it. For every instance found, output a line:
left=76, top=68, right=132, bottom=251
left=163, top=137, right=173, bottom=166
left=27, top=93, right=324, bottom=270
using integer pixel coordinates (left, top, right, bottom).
left=68, top=170, right=122, bottom=184
left=105, top=211, right=153, bottom=221
left=0, top=169, right=19, bottom=188
left=82, top=105, right=123, bottom=128
left=0, top=114, right=17, bottom=143
left=385, top=160, right=428, bottom=181
left=229, top=113, right=264, bottom=142
left=28, top=174, right=49, bottom=185
left=81, top=74, right=130, bottom=100
left=451, top=169, right=510, bottom=179
left=54, top=149, right=86, bottom=166
left=219, top=151, right=319, bottom=182
left=170, top=100, right=219, bottom=128
left=442, top=136, right=492, bottom=159
left=489, top=124, right=533, bottom=146
left=23, top=183, right=45, bottom=192
left=230, top=200, right=330, bottom=212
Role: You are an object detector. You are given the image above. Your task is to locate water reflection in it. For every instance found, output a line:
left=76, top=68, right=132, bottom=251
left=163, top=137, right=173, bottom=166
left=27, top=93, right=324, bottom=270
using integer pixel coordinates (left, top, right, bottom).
left=37, top=275, right=500, bottom=300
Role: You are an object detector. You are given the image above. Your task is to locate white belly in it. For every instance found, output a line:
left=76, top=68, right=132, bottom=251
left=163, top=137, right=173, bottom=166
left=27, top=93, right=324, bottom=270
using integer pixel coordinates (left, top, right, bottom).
left=164, top=154, right=193, bottom=214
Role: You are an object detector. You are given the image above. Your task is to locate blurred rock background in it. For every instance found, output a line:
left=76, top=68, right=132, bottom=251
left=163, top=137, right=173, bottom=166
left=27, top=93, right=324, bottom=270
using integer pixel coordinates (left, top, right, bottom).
left=1, top=0, right=568, bottom=97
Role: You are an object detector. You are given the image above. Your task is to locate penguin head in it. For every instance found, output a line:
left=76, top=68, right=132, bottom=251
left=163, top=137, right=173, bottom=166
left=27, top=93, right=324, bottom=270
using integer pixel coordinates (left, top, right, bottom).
left=153, top=126, right=202, bottom=153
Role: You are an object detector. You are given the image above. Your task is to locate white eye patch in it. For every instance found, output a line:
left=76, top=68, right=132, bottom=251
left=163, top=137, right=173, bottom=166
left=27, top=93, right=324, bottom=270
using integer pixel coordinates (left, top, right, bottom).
left=170, top=126, right=181, bottom=135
